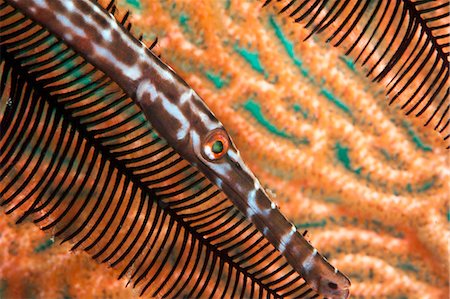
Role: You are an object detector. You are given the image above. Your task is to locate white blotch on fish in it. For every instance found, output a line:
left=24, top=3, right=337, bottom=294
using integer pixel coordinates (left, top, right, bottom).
left=92, top=44, right=142, bottom=80
left=278, top=228, right=296, bottom=253
left=302, top=249, right=318, bottom=273
left=136, top=80, right=189, bottom=140
left=215, top=178, right=223, bottom=189
left=160, top=99, right=189, bottom=140
left=246, top=188, right=258, bottom=218
left=55, top=13, right=87, bottom=40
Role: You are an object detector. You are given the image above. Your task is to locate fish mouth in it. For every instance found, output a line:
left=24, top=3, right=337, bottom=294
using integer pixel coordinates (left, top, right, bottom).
left=317, top=275, right=351, bottom=299
left=340, top=288, right=350, bottom=299
left=324, top=286, right=350, bottom=299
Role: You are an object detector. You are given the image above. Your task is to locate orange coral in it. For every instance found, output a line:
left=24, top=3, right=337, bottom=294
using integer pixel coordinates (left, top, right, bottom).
left=0, top=0, right=448, bottom=298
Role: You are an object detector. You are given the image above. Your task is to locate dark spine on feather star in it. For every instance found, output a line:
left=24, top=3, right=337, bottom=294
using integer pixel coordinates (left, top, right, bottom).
left=6, top=0, right=350, bottom=298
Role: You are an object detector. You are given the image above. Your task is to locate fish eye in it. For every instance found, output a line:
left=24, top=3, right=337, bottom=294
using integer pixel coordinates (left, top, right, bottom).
left=202, top=129, right=229, bottom=161
left=328, top=282, right=338, bottom=290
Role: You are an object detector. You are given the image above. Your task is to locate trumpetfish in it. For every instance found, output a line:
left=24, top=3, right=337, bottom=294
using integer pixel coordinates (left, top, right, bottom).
left=4, top=0, right=351, bottom=297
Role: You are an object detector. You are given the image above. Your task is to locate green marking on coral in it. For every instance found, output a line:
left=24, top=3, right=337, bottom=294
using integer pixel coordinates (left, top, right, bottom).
left=447, top=209, right=450, bottom=222
left=297, top=219, right=327, bottom=229
left=397, top=262, right=418, bottom=273
left=403, top=121, right=432, bottom=152
left=269, top=16, right=310, bottom=78
left=225, top=0, right=231, bottom=10
left=234, top=45, right=265, bottom=74
left=205, top=71, right=228, bottom=89
left=321, top=88, right=352, bottom=115
left=244, top=99, right=290, bottom=138
left=293, top=103, right=308, bottom=119
left=0, top=280, right=6, bottom=298
left=294, top=137, right=310, bottom=145
left=406, top=183, right=413, bottom=193
left=336, top=142, right=352, bottom=171
left=417, top=179, right=434, bottom=192
left=347, top=273, right=364, bottom=281
left=265, top=165, right=294, bottom=180
left=325, top=197, right=341, bottom=203
left=34, top=238, right=54, bottom=253
left=335, top=142, right=361, bottom=174
left=126, top=0, right=141, bottom=10
left=406, top=179, right=435, bottom=193
left=339, top=56, right=356, bottom=72
left=24, top=284, right=38, bottom=299
left=243, top=100, right=309, bottom=144
left=379, top=148, right=392, bottom=161
left=269, top=16, right=355, bottom=116
left=179, top=13, right=190, bottom=32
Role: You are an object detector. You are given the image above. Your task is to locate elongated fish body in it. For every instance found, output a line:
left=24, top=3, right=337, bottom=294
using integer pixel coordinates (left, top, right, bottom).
left=7, top=0, right=350, bottom=297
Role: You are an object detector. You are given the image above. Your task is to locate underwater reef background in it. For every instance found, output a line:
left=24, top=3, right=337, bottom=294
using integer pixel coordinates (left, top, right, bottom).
left=0, top=0, right=449, bottom=298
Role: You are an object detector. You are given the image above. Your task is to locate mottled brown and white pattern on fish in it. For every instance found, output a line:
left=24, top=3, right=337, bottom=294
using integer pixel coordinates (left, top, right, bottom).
left=8, top=1, right=351, bottom=298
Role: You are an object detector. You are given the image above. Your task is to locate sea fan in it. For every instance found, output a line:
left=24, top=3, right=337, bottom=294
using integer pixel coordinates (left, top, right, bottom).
left=1, top=0, right=449, bottom=298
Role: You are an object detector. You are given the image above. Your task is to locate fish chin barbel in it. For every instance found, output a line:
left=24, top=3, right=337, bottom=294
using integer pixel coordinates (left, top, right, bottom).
left=7, top=0, right=350, bottom=297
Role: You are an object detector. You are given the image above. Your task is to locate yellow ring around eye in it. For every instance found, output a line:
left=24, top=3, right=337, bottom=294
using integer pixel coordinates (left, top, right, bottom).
left=202, top=129, right=229, bottom=160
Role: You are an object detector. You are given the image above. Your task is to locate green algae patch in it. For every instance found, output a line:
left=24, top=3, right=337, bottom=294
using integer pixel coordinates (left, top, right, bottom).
left=335, top=142, right=361, bottom=175
left=244, top=99, right=290, bottom=138
left=126, top=0, right=141, bottom=10
left=403, top=121, right=432, bottom=152
left=234, top=45, right=265, bottom=74
left=269, top=16, right=310, bottom=78
left=34, top=238, right=54, bottom=253
left=321, top=88, right=352, bottom=115
left=205, top=71, right=228, bottom=89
